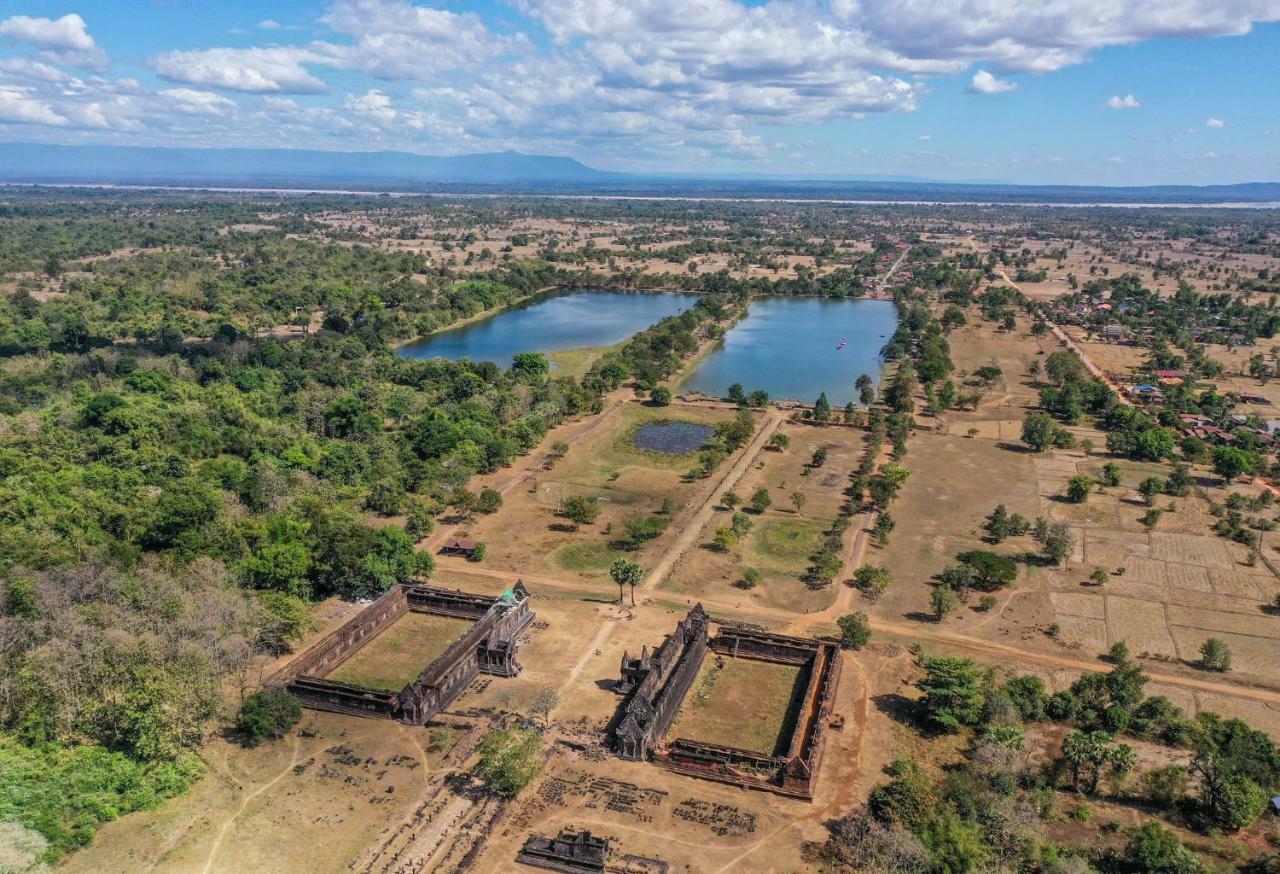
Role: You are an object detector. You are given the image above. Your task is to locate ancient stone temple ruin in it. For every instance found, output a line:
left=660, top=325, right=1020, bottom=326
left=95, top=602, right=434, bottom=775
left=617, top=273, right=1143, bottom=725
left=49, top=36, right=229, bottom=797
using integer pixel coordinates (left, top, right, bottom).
left=608, top=605, right=841, bottom=799
left=612, top=604, right=709, bottom=761
left=516, top=830, right=609, bottom=873
left=269, top=580, right=533, bottom=724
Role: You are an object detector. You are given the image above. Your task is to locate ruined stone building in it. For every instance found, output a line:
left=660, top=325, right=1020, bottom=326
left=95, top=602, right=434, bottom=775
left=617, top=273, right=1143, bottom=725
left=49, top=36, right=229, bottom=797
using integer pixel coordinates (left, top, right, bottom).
left=516, top=830, right=609, bottom=873
left=612, top=604, right=709, bottom=760
left=608, top=607, right=842, bottom=799
left=270, top=580, right=533, bottom=724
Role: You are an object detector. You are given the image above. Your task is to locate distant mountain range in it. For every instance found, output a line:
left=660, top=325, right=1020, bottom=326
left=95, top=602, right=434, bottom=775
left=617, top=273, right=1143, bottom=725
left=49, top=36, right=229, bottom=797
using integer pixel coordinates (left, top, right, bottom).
left=1, top=142, right=1278, bottom=204
left=0, top=143, right=617, bottom=185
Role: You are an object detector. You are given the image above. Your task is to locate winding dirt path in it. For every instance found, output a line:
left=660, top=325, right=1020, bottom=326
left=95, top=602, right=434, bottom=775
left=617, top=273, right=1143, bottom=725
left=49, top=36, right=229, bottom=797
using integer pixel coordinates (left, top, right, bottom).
left=199, top=734, right=301, bottom=874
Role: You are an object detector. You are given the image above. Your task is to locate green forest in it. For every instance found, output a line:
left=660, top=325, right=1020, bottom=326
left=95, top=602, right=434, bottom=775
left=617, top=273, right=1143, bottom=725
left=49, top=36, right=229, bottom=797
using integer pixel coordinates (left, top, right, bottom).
left=0, top=192, right=737, bottom=858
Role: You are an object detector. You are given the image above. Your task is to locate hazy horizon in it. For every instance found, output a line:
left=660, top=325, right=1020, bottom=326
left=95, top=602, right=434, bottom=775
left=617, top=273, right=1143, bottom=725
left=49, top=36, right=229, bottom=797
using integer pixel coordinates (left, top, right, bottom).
left=1, top=2, right=1278, bottom=186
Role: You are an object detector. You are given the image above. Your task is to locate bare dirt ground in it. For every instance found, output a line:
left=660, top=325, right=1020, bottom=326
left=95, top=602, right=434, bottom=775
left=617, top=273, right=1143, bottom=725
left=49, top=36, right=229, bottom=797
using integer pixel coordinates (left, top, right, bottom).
left=61, top=712, right=460, bottom=874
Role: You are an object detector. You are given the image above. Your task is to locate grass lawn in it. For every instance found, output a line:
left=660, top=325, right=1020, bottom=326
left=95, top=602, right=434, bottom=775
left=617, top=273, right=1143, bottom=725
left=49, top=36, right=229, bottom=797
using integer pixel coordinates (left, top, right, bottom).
left=554, top=540, right=626, bottom=572
left=750, top=516, right=828, bottom=564
left=326, top=612, right=475, bottom=692
left=668, top=655, right=809, bottom=756
left=547, top=342, right=622, bottom=380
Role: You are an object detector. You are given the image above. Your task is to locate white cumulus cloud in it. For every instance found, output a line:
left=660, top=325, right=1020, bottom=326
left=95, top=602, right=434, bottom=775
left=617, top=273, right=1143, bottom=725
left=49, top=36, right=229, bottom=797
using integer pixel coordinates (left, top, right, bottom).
left=0, top=13, right=108, bottom=71
left=0, top=84, right=70, bottom=126
left=151, top=46, right=331, bottom=94
left=968, top=69, right=1017, bottom=93
left=1105, top=94, right=1142, bottom=110
left=1206, top=116, right=1225, bottom=127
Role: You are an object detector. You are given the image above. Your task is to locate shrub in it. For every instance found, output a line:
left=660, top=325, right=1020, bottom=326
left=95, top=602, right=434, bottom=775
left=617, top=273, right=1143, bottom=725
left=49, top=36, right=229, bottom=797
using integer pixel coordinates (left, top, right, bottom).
left=837, top=612, right=872, bottom=649
left=474, top=728, right=542, bottom=797
left=236, top=690, right=303, bottom=746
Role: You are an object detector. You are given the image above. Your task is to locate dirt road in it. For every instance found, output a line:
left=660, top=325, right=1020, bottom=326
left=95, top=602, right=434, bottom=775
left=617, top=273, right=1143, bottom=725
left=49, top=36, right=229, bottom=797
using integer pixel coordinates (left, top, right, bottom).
left=642, top=410, right=783, bottom=590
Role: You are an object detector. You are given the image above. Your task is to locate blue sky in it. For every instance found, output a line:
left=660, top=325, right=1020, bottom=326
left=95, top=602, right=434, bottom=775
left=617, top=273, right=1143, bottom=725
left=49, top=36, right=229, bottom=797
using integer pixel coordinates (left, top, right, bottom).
left=1, top=0, right=1278, bottom=184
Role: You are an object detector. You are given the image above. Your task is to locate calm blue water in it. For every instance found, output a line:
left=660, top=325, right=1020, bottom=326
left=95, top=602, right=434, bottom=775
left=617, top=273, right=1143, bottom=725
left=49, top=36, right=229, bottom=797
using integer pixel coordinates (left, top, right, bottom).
left=679, top=297, right=898, bottom=405
left=633, top=421, right=716, bottom=455
left=396, top=289, right=699, bottom=367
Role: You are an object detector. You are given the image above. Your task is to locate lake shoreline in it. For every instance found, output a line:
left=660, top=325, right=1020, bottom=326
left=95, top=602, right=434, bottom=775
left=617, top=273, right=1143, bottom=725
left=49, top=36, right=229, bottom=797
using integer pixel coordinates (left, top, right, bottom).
left=677, top=296, right=899, bottom=406
left=395, top=287, right=701, bottom=364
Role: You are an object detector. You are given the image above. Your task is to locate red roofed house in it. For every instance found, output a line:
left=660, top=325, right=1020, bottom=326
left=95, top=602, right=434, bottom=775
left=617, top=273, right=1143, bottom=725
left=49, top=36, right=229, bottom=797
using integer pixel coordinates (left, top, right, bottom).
left=440, top=538, right=481, bottom=559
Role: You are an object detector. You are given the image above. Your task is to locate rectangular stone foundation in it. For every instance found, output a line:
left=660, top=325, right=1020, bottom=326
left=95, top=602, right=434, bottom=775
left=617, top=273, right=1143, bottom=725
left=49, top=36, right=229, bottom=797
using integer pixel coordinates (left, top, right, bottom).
left=269, top=581, right=533, bottom=725
left=608, top=609, right=841, bottom=800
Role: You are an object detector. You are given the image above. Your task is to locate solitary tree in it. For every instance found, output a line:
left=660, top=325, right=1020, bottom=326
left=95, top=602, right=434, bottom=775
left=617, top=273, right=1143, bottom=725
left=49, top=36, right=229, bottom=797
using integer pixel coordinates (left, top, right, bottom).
left=856, top=373, right=875, bottom=406
left=1100, top=462, right=1121, bottom=487
left=1037, top=520, right=1074, bottom=567
left=791, top=491, right=807, bottom=513
left=1137, top=477, right=1163, bottom=507
left=814, top=392, right=833, bottom=422
left=852, top=565, right=892, bottom=601
left=1065, top=475, right=1094, bottom=503
left=1199, top=637, right=1232, bottom=672
left=931, top=586, right=959, bottom=621
left=750, top=487, right=773, bottom=513
left=530, top=687, right=560, bottom=726
left=477, top=487, right=503, bottom=515
left=559, top=494, right=601, bottom=530
left=1021, top=412, right=1060, bottom=452
left=837, top=613, right=872, bottom=649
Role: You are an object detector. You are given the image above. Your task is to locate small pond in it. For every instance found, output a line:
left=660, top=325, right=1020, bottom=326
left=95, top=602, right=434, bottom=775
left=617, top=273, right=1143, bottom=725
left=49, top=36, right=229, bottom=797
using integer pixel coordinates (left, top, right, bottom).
left=633, top=420, right=716, bottom=455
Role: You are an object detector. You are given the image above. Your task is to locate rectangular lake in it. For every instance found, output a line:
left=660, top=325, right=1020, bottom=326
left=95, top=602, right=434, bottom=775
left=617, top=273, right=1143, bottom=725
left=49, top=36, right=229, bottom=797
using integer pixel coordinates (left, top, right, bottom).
left=396, top=289, right=700, bottom=366
left=678, top=297, right=898, bottom=405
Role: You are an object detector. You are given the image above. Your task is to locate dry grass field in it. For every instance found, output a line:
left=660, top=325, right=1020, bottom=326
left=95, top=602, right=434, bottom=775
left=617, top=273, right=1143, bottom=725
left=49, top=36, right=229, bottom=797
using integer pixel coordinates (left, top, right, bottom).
left=668, top=655, right=807, bottom=756
left=327, top=612, right=475, bottom=692
left=59, top=712, right=460, bottom=874
left=859, top=312, right=1280, bottom=732
left=455, top=404, right=755, bottom=592
left=661, top=421, right=864, bottom=614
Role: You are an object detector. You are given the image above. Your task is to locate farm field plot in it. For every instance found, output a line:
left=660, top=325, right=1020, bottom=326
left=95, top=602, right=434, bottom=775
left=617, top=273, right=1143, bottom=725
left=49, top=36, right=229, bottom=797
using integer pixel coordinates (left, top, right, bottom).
left=668, top=655, right=807, bottom=757
left=327, top=612, right=474, bottom=692
left=456, top=404, right=751, bottom=590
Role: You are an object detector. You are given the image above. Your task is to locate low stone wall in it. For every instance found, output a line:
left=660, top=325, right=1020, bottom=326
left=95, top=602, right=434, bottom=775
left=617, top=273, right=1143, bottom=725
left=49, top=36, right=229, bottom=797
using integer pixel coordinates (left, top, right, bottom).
left=270, top=581, right=534, bottom=725
left=654, top=626, right=842, bottom=800
left=657, top=739, right=814, bottom=800
left=283, top=586, right=409, bottom=680
left=708, top=626, right=819, bottom=665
